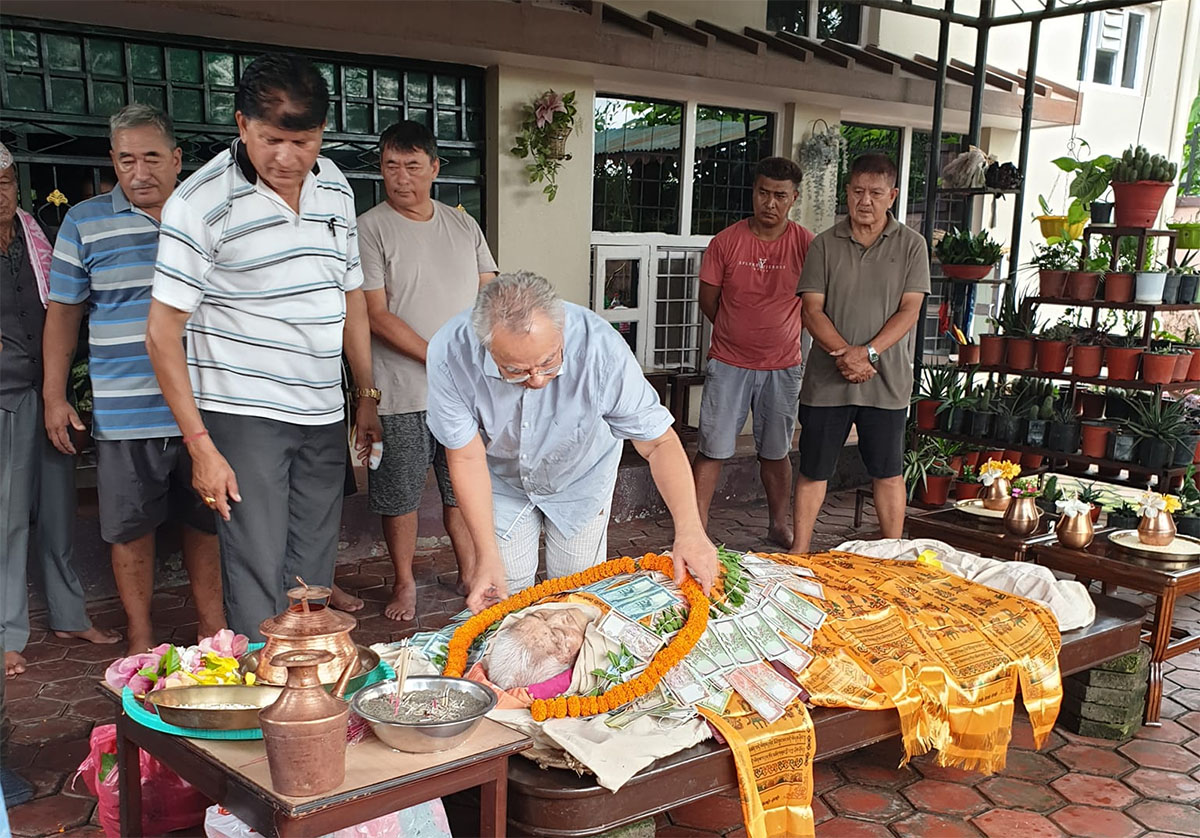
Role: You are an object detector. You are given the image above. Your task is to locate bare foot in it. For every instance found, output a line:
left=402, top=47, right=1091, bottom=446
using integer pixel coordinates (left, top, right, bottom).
left=5, top=651, right=27, bottom=677
left=53, top=626, right=122, bottom=645
left=330, top=583, right=364, bottom=612
left=196, top=621, right=228, bottom=642
left=125, top=631, right=156, bottom=657
left=383, top=583, right=417, bottom=622
left=767, top=525, right=794, bottom=549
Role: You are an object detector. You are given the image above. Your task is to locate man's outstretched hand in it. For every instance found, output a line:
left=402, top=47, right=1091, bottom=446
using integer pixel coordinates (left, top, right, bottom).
left=465, top=558, right=509, bottom=614
left=670, top=527, right=718, bottom=594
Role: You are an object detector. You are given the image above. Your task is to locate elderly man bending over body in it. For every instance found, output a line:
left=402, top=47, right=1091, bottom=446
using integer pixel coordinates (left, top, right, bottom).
left=426, top=272, right=717, bottom=613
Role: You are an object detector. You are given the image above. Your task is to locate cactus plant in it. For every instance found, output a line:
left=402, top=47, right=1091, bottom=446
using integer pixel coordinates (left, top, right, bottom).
left=1111, top=145, right=1178, bottom=184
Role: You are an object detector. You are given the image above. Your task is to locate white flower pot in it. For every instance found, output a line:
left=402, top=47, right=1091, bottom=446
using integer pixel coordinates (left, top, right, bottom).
left=1135, top=271, right=1167, bottom=304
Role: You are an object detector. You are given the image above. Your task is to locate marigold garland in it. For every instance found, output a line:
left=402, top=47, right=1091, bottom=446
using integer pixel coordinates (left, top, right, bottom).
left=443, top=553, right=711, bottom=720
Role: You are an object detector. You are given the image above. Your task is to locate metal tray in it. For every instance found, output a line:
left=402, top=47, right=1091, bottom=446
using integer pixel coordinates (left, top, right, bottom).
left=1107, top=530, right=1200, bottom=569
left=146, top=684, right=282, bottom=730
left=240, top=644, right=381, bottom=690
left=954, top=499, right=1004, bottom=519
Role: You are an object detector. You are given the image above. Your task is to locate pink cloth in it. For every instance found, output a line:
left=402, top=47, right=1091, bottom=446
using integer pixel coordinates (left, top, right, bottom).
left=527, top=667, right=572, bottom=699
left=16, top=208, right=52, bottom=308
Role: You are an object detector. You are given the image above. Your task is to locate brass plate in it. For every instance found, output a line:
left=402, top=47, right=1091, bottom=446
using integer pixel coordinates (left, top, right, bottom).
left=1107, top=530, right=1200, bottom=567
left=240, top=644, right=380, bottom=688
left=146, top=684, right=282, bottom=730
left=954, top=499, right=1004, bottom=519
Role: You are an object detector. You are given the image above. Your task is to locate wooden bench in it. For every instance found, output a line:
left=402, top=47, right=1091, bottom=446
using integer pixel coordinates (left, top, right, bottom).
left=499, top=593, right=1146, bottom=838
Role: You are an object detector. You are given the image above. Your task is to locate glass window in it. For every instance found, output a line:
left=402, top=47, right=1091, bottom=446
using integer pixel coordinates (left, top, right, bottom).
left=593, top=96, right=683, bottom=234
left=692, top=106, right=774, bottom=235
left=1092, top=50, right=1116, bottom=85
left=766, top=1, right=861, bottom=43
left=765, top=0, right=807, bottom=34
left=906, top=129, right=963, bottom=233
left=1120, top=13, right=1143, bottom=90
left=817, top=3, right=861, bottom=41
left=1078, top=10, right=1146, bottom=90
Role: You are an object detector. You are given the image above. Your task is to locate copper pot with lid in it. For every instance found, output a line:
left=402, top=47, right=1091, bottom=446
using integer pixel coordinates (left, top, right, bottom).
left=256, top=583, right=358, bottom=686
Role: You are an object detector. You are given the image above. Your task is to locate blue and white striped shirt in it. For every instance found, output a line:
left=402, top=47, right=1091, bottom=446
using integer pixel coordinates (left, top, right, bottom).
left=49, top=186, right=180, bottom=440
left=152, top=146, right=363, bottom=425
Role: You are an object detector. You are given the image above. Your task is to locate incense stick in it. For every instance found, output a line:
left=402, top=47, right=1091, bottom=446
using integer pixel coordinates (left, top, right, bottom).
left=392, top=638, right=411, bottom=712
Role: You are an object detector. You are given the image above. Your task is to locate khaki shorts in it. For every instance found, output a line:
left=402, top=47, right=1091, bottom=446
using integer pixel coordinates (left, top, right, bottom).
left=697, top=358, right=803, bottom=460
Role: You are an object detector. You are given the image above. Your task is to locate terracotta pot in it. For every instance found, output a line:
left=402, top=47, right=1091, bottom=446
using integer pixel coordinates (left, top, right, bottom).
left=1066, top=271, right=1101, bottom=301
left=979, top=334, right=1006, bottom=367
left=985, top=449, right=1005, bottom=463
left=1020, top=453, right=1044, bottom=469
left=1112, top=180, right=1171, bottom=228
left=1188, top=348, right=1200, bottom=381
left=1076, top=390, right=1106, bottom=419
left=981, top=476, right=1012, bottom=511
left=955, top=481, right=983, bottom=500
left=1039, top=269, right=1068, bottom=298
left=1172, top=352, right=1192, bottom=382
left=958, top=344, right=980, bottom=366
left=1104, top=272, right=1135, bottom=303
left=1057, top=513, right=1095, bottom=549
left=1104, top=347, right=1143, bottom=381
left=941, top=263, right=994, bottom=281
left=949, top=455, right=964, bottom=475
left=1007, top=338, right=1036, bottom=370
left=1141, top=352, right=1176, bottom=384
left=1072, top=345, right=1103, bottom=379
left=1090, top=506, right=1102, bottom=524
left=1137, top=511, right=1176, bottom=546
left=918, top=474, right=953, bottom=506
left=1036, top=340, right=1070, bottom=374
left=1003, top=496, right=1042, bottom=536
left=1003, top=448, right=1023, bottom=464
left=965, top=450, right=981, bottom=467
left=915, top=399, right=940, bottom=431
left=1080, top=422, right=1113, bottom=459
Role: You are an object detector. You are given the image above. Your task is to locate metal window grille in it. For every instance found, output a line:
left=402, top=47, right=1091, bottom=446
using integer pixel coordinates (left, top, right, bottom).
left=691, top=107, right=774, bottom=235
left=653, top=247, right=706, bottom=371
left=766, top=2, right=862, bottom=43
left=1, top=19, right=486, bottom=223
left=593, top=97, right=682, bottom=233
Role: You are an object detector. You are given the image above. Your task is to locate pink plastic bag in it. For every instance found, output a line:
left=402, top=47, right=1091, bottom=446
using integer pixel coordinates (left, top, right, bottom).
left=74, top=723, right=211, bottom=838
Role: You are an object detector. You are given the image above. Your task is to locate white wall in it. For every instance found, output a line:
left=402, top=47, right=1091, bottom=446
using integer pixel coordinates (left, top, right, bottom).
left=607, top=0, right=768, bottom=32
left=488, top=66, right=596, bottom=307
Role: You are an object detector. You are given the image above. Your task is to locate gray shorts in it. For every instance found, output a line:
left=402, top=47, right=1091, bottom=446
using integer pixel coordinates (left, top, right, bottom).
left=368, top=412, right=457, bottom=517
left=697, top=358, right=803, bottom=460
left=95, top=437, right=218, bottom=544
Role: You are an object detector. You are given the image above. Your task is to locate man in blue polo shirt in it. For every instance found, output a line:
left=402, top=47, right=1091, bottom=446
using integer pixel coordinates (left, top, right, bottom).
left=43, top=104, right=226, bottom=654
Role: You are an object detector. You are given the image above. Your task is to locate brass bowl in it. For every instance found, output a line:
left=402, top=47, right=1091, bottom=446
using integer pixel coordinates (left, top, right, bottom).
left=241, top=644, right=379, bottom=691
left=351, top=677, right=497, bottom=753
left=146, top=685, right=282, bottom=730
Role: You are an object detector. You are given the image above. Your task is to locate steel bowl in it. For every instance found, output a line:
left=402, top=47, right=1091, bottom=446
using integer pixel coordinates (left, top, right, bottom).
left=350, top=676, right=497, bottom=753
left=146, top=685, right=283, bottom=730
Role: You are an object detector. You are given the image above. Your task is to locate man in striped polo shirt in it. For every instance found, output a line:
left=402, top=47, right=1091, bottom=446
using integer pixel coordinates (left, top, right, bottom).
left=43, top=105, right=226, bottom=655
left=146, top=54, right=382, bottom=640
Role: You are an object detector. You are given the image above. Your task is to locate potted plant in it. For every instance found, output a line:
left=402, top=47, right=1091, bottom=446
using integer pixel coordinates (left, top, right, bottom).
left=1080, top=420, right=1113, bottom=460
left=1103, top=314, right=1145, bottom=381
left=1140, top=344, right=1178, bottom=385
left=1052, top=142, right=1115, bottom=225
left=1172, top=410, right=1200, bottom=468
left=1046, top=398, right=1081, bottom=454
left=937, top=371, right=972, bottom=434
left=1076, top=482, right=1106, bottom=523
left=935, top=227, right=1004, bottom=280
left=1036, top=319, right=1074, bottom=374
left=1071, top=326, right=1105, bottom=380
left=1034, top=195, right=1087, bottom=241
left=1135, top=256, right=1169, bottom=304
left=965, top=378, right=997, bottom=437
left=1075, top=385, right=1106, bottom=419
left=979, top=459, right=1020, bottom=510
left=1035, top=475, right=1063, bottom=516
left=1024, top=393, right=1055, bottom=447
left=1030, top=239, right=1079, bottom=298
left=955, top=463, right=984, bottom=500
left=1110, top=145, right=1178, bottom=228
left=1126, top=396, right=1190, bottom=470
left=904, top=440, right=954, bottom=506
left=511, top=89, right=579, bottom=201
left=991, top=293, right=1038, bottom=370
left=1106, top=418, right=1140, bottom=463
left=914, top=364, right=958, bottom=431
left=1105, top=500, right=1139, bottom=530
left=1167, top=252, right=1199, bottom=305
left=1175, top=466, right=1200, bottom=537
left=1066, top=251, right=1107, bottom=301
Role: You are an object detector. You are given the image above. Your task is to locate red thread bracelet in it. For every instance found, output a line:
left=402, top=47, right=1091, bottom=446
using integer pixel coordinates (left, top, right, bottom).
left=182, top=429, right=209, bottom=444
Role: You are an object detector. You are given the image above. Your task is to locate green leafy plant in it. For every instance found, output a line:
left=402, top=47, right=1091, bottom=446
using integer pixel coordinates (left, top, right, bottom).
left=1125, top=397, right=1191, bottom=448
left=935, top=227, right=1005, bottom=266
left=1039, top=319, right=1075, bottom=342
left=1039, top=475, right=1063, bottom=504
left=916, top=364, right=961, bottom=402
left=1052, top=141, right=1115, bottom=208
left=510, top=89, right=579, bottom=201
left=1179, top=466, right=1200, bottom=515
left=1036, top=196, right=1088, bottom=243
left=1111, top=145, right=1178, bottom=184
left=989, top=290, right=1038, bottom=338
left=588, top=643, right=638, bottom=695
left=1029, top=239, right=1079, bottom=271
left=1076, top=482, right=1105, bottom=506
left=903, top=438, right=953, bottom=500
left=959, top=463, right=982, bottom=482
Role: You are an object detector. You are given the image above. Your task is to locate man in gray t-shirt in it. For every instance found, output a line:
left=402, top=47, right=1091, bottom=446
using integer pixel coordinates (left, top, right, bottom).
left=360, top=121, right=498, bottom=622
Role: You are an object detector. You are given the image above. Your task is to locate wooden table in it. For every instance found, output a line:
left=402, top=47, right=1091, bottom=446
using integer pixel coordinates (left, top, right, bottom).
left=1028, top=536, right=1200, bottom=725
left=905, top=506, right=1056, bottom=561
left=99, top=686, right=530, bottom=837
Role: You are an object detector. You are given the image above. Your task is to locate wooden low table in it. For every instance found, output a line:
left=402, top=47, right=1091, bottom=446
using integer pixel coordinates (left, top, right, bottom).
left=502, top=593, right=1146, bottom=837
left=906, top=506, right=1055, bottom=561
left=1029, top=535, right=1200, bottom=725
left=100, top=686, right=531, bottom=837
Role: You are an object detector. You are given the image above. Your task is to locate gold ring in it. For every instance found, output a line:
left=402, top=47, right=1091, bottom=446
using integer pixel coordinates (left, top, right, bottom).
left=203, top=496, right=217, bottom=506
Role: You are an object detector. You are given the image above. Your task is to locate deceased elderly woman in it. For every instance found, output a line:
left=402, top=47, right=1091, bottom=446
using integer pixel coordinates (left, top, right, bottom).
left=485, top=606, right=591, bottom=691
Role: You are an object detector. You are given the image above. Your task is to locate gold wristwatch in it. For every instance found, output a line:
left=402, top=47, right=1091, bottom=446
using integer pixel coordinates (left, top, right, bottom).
left=354, top=387, right=382, bottom=403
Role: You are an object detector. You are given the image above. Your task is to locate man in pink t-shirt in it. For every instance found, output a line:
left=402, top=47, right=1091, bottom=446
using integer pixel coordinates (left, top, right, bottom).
left=693, top=157, right=814, bottom=546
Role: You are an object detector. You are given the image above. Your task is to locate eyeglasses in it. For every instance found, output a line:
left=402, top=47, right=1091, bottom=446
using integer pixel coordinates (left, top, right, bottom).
left=497, top=348, right=564, bottom=384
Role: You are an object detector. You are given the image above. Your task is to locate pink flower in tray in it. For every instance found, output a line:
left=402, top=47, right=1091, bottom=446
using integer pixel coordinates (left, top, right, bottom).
left=199, top=629, right=249, bottom=661
left=534, top=91, right=567, bottom=129
left=104, top=651, right=162, bottom=694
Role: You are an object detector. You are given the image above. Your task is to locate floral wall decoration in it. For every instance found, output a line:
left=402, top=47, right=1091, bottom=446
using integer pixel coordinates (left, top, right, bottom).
left=794, top=120, right=846, bottom=233
left=511, top=89, right=578, bottom=201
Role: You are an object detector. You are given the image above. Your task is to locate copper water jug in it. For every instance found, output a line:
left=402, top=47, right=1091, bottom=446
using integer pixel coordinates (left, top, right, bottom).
left=1003, top=496, right=1041, bottom=536
left=257, top=583, right=358, bottom=686
left=1056, top=513, right=1094, bottom=550
left=1138, top=512, right=1176, bottom=547
left=981, top=477, right=1012, bottom=511
left=259, top=648, right=357, bottom=797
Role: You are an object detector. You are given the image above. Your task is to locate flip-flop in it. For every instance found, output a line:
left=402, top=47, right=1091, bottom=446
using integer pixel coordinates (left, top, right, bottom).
left=1, top=766, right=34, bottom=808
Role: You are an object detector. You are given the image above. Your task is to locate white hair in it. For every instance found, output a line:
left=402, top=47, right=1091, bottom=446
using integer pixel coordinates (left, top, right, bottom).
left=485, top=621, right=569, bottom=690
left=471, top=270, right=565, bottom=349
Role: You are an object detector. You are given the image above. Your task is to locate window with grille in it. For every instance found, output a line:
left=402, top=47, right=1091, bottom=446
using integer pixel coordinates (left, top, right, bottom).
left=1077, top=9, right=1147, bottom=90
left=0, top=19, right=486, bottom=221
left=905, top=129, right=963, bottom=233
left=593, top=96, right=682, bottom=233
left=653, top=248, right=705, bottom=371
left=691, top=106, right=774, bottom=235
left=765, top=1, right=863, bottom=43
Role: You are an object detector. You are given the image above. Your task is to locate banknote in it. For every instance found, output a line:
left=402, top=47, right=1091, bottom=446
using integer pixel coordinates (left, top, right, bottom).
left=735, top=612, right=789, bottom=659
left=597, top=610, right=665, bottom=660
left=662, top=662, right=708, bottom=705
left=684, top=643, right=722, bottom=677
left=776, top=646, right=814, bottom=676
left=725, top=666, right=786, bottom=723
left=767, top=582, right=827, bottom=630
left=612, top=588, right=678, bottom=621
left=694, top=630, right=736, bottom=670
left=711, top=618, right=759, bottom=666
left=784, top=577, right=826, bottom=600
left=697, top=688, right=732, bottom=715
left=736, top=661, right=802, bottom=709
left=760, top=600, right=815, bottom=646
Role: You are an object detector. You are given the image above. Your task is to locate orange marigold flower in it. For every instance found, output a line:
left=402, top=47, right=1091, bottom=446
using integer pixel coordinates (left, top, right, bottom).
left=567, top=696, right=581, bottom=716
left=531, top=702, right=548, bottom=722
left=553, top=697, right=568, bottom=718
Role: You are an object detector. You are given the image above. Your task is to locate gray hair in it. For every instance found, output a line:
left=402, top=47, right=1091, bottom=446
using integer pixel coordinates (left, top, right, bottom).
left=471, top=271, right=565, bottom=349
left=485, top=621, right=569, bottom=690
left=109, top=103, right=176, bottom=148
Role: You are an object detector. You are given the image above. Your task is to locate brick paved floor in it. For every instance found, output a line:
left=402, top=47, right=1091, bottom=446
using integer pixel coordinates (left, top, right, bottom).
left=5, top=489, right=1200, bottom=838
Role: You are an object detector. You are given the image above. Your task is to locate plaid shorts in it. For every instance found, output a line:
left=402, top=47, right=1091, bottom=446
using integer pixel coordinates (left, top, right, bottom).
left=367, top=412, right=456, bottom=516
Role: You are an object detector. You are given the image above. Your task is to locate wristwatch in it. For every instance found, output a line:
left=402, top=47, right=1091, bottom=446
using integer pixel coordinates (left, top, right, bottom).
left=354, top=387, right=382, bottom=403
left=866, top=344, right=880, bottom=366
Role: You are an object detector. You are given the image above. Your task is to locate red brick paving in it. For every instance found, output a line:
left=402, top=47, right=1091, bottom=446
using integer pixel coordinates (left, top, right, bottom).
left=3, top=489, right=1200, bottom=838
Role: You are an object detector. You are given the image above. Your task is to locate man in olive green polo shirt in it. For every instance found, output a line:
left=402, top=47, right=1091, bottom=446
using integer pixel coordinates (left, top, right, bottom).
left=791, top=153, right=930, bottom=552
